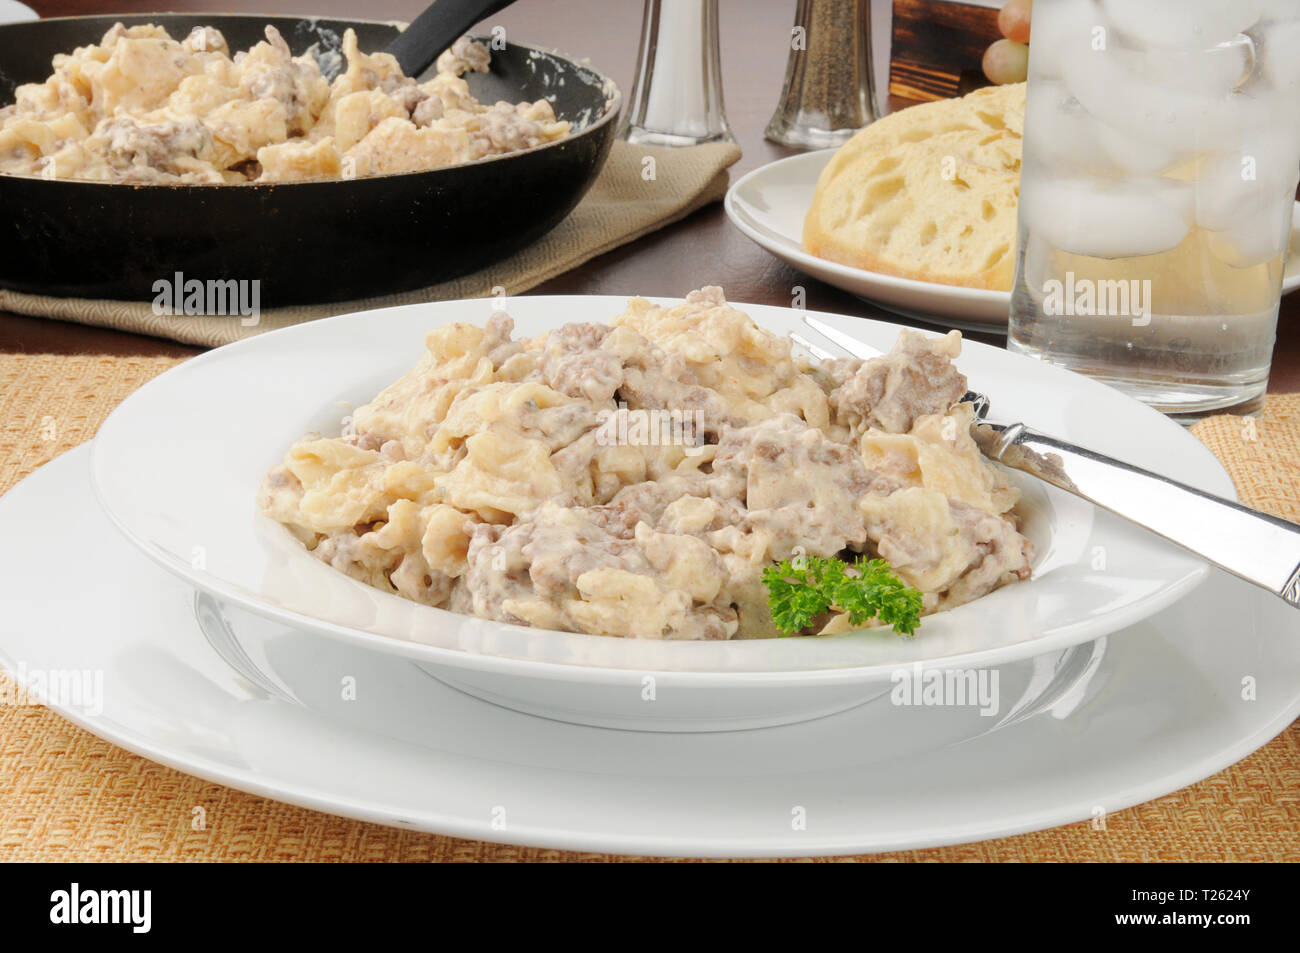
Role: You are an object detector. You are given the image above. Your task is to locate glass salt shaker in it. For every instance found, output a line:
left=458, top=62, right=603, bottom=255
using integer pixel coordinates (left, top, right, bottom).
left=619, top=0, right=736, bottom=147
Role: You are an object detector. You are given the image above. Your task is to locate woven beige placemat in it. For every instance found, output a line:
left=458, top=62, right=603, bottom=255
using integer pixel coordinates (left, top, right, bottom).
left=0, top=356, right=1296, bottom=861
left=0, top=140, right=741, bottom=349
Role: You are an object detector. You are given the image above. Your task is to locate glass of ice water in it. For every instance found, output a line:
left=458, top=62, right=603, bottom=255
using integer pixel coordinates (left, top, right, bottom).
left=1008, top=0, right=1300, bottom=421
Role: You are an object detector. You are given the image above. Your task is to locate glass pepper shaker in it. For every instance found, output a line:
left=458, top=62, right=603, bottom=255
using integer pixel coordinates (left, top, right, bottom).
left=766, top=0, right=878, bottom=149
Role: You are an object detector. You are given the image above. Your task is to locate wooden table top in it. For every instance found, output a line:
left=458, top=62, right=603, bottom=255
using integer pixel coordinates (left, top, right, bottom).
left=3, top=0, right=1298, bottom=393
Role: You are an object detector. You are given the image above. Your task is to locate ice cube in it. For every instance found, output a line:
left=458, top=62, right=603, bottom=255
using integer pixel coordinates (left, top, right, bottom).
left=1195, top=133, right=1300, bottom=231
left=1196, top=154, right=1264, bottom=231
left=1113, top=35, right=1253, bottom=98
left=1062, top=46, right=1270, bottom=157
left=1101, top=0, right=1264, bottom=50
left=1027, top=0, right=1100, bottom=82
left=1023, top=81, right=1119, bottom=174
left=1254, top=18, right=1300, bottom=92
left=1256, top=0, right=1300, bottom=23
left=1206, top=200, right=1292, bottom=267
left=1020, top=174, right=1193, bottom=259
left=1094, top=117, right=1179, bottom=176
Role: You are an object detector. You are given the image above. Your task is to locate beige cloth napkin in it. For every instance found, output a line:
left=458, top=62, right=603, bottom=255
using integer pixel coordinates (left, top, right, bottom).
left=0, top=141, right=742, bottom=349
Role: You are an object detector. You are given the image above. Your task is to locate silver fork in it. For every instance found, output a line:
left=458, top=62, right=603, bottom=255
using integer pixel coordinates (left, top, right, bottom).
left=796, top=314, right=1300, bottom=609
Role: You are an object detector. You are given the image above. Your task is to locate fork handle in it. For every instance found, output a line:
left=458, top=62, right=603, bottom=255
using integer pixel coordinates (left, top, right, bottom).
left=974, top=422, right=1300, bottom=607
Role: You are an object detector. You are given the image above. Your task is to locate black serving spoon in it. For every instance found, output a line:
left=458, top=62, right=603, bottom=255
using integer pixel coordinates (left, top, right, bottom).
left=384, top=0, right=520, bottom=78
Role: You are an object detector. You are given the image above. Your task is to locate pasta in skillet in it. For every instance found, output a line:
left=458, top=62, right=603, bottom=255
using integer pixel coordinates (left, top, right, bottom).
left=259, top=288, right=1033, bottom=640
left=0, top=23, right=570, bottom=183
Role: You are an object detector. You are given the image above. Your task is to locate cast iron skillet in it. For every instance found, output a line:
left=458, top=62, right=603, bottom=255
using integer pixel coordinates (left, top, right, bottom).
left=0, top=14, right=620, bottom=305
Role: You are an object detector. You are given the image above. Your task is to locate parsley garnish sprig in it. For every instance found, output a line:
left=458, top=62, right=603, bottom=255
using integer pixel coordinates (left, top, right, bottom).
left=761, top=555, right=923, bottom=636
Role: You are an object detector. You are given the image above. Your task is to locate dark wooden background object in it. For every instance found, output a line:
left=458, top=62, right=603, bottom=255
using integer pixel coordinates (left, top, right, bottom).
left=890, top=0, right=1001, bottom=101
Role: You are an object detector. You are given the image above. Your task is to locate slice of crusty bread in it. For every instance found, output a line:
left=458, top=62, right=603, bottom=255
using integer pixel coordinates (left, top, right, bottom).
left=803, top=83, right=1024, bottom=291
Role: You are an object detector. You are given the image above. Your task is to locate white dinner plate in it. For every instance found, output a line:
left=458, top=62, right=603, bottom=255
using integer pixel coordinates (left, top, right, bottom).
left=0, top=1, right=37, bottom=26
left=725, top=150, right=1300, bottom=331
left=2, top=446, right=1298, bottom=857
left=90, top=295, right=1224, bottom=731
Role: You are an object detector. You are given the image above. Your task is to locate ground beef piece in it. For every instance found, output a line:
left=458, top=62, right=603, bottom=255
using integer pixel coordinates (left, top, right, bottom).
left=938, top=500, right=1034, bottom=608
left=708, top=414, right=881, bottom=559
left=435, top=36, right=491, bottom=76
left=411, top=96, right=444, bottom=126
left=832, top=329, right=968, bottom=436
left=97, top=116, right=215, bottom=175
left=459, top=502, right=737, bottom=639
left=537, top=323, right=623, bottom=404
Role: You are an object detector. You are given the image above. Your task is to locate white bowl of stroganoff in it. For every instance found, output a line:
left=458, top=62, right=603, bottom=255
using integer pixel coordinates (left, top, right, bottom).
left=90, top=292, right=1224, bottom=730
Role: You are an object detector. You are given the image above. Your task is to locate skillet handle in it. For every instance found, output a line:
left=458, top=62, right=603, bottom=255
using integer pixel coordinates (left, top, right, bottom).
left=385, top=0, right=520, bottom=79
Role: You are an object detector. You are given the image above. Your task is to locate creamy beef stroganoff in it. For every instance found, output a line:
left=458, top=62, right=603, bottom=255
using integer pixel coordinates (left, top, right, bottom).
left=0, top=23, right=570, bottom=183
left=259, top=289, right=1032, bottom=640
